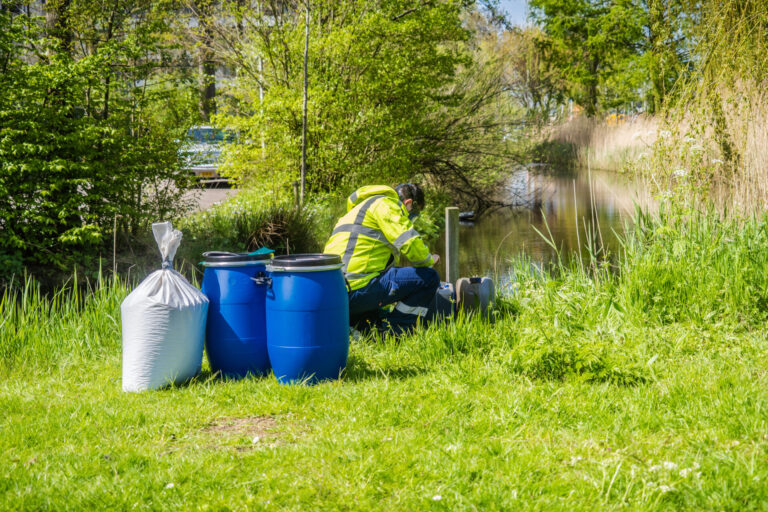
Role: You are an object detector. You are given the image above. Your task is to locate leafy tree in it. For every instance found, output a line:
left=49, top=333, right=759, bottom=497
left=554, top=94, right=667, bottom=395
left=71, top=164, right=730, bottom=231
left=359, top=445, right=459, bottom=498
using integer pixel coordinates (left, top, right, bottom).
left=209, top=0, right=517, bottom=212
left=0, top=1, right=199, bottom=282
left=501, top=26, right=566, bottom=123
left=529, top=0, right=645, bottom=116
left=642, top=0, right=690, bottom=113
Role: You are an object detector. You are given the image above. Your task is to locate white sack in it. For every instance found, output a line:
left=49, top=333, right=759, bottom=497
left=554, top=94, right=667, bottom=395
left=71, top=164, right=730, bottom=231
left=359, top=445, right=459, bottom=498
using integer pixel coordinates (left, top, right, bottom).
left=121, top=222, right=209, bottom=392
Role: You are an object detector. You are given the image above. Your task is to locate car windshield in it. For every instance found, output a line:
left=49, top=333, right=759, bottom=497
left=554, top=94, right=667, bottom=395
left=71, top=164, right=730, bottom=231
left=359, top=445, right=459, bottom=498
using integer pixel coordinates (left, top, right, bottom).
left=186, top=127, right=236, bottom=144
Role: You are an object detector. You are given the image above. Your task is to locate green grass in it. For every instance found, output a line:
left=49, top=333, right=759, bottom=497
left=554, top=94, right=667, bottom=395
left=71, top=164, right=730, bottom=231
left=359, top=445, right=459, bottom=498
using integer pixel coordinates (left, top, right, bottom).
left=2, top=210, right=768, bottom=510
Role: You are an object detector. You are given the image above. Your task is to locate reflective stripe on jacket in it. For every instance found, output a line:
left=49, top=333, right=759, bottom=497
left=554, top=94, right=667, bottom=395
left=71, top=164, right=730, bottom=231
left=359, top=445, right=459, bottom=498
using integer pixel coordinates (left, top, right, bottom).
left=323, top=185, right=434, bottom=290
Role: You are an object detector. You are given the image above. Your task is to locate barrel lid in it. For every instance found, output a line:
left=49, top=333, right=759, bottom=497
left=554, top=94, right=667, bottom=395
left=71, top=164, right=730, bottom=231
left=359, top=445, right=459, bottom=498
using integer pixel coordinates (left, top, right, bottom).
left=202, top=251, right=272, bottom=263
left=270, top=253, right=341, bottom=268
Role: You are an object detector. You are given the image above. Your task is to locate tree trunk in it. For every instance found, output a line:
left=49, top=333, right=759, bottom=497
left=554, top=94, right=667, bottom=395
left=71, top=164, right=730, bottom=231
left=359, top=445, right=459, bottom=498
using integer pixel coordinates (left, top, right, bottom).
left=196, top=0, right=217, bottom=121
left=236, top=0, right=245, bottom=37
left=1, top=1, right=23, bottom=73
left=45, top=0, right=73, bottom=55
left=44, top=0, right=79, bottom=238
left=102, top=0, right=119, bottom=120
left=586, top=56, right=599, bottom=117
left=647, top=0, right=664, bottom=114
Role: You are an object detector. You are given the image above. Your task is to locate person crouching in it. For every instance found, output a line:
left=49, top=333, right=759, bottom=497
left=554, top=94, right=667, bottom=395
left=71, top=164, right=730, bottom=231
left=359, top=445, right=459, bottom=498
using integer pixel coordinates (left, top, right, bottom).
left=323, top=183, right=440, bottom=335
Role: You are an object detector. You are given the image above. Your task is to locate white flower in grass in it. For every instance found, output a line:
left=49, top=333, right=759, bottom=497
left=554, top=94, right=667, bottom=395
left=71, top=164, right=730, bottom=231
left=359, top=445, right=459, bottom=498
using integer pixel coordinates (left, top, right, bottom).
left=432, top=495, right=442, bottom=501
left=658, top=485, right=672, bottom=493
left=165, top=483, right=174, bottom=489
left=680, top=468, right=692, bottom=477
left=659, top=130, right=672, bottom=138
left=252, top=436, right=260, bottom=444
left=672, top=169, right=687, bottom=177
left=649, top=465, right=662, bottom=472
left=663, top=461, right=678, bottom=470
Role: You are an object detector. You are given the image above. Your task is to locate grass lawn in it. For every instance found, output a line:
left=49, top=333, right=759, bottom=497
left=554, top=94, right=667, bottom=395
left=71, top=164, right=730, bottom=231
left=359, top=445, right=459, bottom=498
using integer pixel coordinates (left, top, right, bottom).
left=3, top=310, right=768, bottom=510
left=3, top=212, right=768, bottom=510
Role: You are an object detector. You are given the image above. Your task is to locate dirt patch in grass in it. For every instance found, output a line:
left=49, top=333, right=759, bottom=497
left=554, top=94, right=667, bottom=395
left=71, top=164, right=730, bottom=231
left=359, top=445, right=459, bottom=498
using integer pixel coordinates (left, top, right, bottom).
left=201, top=416, right=296, bottom=452
left=203, top=416, right=279, bottom=438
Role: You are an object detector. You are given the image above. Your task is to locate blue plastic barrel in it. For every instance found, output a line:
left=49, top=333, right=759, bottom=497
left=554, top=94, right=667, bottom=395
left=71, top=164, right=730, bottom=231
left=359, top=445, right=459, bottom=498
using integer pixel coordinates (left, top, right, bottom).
left=265, top=254, right=349, bottom=384
left=201, top=251, right=272, bottom=378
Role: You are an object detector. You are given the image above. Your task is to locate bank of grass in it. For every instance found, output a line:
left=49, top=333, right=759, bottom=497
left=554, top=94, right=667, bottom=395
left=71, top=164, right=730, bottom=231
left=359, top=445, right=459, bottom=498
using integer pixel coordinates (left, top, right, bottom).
left=2, top=210, right=768, bottom=510
left=32, top=185, right=447, bottom=290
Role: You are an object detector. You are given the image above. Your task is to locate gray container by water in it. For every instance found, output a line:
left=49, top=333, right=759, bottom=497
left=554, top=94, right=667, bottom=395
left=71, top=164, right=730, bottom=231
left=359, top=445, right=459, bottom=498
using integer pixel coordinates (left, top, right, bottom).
left=456, top=276, right=495, bottom=317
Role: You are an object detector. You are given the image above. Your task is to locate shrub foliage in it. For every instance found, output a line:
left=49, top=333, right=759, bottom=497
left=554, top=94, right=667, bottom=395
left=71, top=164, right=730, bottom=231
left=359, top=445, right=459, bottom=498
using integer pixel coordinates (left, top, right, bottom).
left=0, top=2, right=198, bottom=283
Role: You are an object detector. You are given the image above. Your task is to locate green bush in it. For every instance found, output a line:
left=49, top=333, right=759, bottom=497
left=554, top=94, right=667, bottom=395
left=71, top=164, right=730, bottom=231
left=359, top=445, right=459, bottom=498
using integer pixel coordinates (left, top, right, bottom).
left=0, top=3, right=198, bottom=286
left=529, top=139, right=579, bottom=167
left=178, top=191, right=330, bottom=263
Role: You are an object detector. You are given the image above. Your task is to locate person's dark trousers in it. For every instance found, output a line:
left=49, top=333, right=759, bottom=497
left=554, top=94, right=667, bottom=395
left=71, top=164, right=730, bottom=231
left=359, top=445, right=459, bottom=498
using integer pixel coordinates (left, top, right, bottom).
left=348, top=266, right=440, bottom=334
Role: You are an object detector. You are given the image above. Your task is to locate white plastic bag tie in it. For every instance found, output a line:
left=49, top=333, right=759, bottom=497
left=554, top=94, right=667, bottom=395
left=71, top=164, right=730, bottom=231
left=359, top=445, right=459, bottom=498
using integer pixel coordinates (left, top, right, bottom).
left=152, top=221, right=182, bottom=269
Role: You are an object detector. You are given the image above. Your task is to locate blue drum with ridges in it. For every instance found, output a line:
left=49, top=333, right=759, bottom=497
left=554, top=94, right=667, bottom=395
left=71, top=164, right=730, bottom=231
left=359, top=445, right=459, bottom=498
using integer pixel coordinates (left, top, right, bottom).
left=265, top=254, right=349, bottom=384
left=201, top=251, right=272, bottom=378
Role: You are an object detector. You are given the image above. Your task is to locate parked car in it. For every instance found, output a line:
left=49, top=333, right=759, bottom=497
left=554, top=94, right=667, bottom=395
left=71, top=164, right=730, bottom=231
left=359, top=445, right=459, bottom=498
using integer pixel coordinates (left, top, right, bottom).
left=181, top=125, right=236, bottom=184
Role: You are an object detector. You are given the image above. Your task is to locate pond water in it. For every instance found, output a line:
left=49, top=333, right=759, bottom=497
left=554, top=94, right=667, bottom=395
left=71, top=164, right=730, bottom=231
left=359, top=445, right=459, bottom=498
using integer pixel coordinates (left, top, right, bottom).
left=436, top=166, right=652, bottom=289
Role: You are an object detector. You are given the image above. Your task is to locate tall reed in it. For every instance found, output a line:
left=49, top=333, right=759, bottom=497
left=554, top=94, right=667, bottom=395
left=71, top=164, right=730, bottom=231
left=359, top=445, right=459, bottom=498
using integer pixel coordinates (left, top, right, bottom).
left=0, top=274, right=129, bottom=371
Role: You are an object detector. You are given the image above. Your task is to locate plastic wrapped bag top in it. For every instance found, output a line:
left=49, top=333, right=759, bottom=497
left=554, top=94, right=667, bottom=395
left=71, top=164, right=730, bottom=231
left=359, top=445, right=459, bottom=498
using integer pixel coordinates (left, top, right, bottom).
left=121, top=222, right=209, bottom=310
left=153, top=221, right=182, bottom=269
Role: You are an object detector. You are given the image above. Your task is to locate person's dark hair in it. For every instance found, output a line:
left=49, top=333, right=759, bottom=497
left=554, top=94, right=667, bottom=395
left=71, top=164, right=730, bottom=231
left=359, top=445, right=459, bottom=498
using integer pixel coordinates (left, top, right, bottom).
left=395, top=183, right=425, bottom=210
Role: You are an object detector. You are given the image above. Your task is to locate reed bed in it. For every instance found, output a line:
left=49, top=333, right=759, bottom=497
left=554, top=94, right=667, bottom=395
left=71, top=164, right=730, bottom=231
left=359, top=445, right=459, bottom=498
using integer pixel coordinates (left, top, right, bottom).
left=613, top=1, right=767, bottom=216
left=548, top=116, right=659, bottom=172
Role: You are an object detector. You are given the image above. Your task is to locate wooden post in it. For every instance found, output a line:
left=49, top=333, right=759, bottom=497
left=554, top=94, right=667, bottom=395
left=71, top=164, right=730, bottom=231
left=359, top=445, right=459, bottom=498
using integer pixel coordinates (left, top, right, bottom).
left=445, top=207, right=459, bottom=285
left=112, top=213, right=117, bottom=280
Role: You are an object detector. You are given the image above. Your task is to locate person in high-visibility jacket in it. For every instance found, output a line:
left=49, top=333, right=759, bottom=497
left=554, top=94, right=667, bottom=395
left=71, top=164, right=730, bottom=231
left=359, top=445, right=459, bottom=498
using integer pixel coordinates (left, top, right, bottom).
left=324, top=183, right=440, bottom=334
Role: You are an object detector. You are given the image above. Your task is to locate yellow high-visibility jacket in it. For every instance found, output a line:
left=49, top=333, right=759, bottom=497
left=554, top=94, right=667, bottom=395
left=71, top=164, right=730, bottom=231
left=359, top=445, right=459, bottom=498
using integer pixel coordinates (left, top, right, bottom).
left=324, top=185, right=434, bottom=291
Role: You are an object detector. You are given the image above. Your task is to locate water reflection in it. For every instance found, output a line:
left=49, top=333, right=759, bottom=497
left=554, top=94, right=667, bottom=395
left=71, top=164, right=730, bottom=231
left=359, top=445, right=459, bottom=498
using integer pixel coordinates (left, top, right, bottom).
left=437, top=167, right=651, bottom=286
